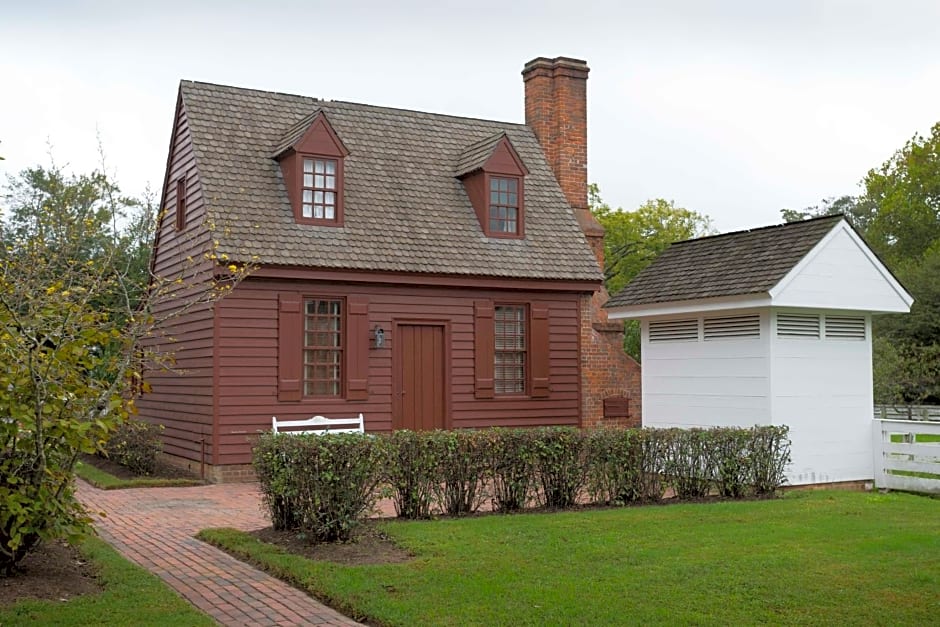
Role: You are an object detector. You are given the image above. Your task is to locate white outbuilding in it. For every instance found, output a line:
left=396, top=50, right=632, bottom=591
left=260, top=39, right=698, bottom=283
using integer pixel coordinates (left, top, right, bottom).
left=605, top=215, right=913, bottom=486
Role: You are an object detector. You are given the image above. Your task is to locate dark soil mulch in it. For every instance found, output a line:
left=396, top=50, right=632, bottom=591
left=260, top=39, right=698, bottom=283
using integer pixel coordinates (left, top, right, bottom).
left=250, top=521, right=413, bottom=565
left=0, top=541, right=102, bottom=606
left=79, top=453, right=203, bottom=482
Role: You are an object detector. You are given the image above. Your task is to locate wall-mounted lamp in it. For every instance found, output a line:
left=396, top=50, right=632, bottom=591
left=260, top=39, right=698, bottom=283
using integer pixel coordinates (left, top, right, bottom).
left=373, top=326, right=386, bottom=349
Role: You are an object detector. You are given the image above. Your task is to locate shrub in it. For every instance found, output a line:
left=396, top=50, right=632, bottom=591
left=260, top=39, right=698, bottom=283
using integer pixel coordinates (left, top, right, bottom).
left=663, top=429, right=715, bottom=499
left=253, top=434, right=302, bottom=531
left=750, top=425, right=791, bottom=495
left=711, top=428, right=753, bottom=498
left=586, top=428, right=666, bottom=504
left=104, top=420, right=163, bottom=475
left=532, top=427, right=586, bottom=509
left=433, top=430, right=488, bottom=516
left=253, top=432, right=383, bottom=542
left=482, top=428, right=536, bottom=512
left=383, top=430, right=438, bottom=519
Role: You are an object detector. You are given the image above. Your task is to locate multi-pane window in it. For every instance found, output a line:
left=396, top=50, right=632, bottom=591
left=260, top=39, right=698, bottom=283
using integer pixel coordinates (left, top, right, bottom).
left=303, top=298, right=343, bottom=396
left=495, top=305, right=526, bottom=394
left=489, top=176, right=519, bottom=234
left=302, top=158, right=338, bottom=220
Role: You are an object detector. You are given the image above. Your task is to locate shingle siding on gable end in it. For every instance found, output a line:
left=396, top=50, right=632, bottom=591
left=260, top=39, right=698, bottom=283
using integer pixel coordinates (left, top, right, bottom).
left=179, top=81, right=600, bottom=282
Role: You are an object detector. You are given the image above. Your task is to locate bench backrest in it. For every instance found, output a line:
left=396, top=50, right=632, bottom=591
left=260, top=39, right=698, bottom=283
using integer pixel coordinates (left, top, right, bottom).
left=271, top=413, right=365, bottom=435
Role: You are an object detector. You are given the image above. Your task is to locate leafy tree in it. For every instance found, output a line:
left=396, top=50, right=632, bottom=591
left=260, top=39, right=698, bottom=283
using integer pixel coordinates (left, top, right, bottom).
left=781, top=195, right=877, bottom=235
left=590, top=186, right=713, bottom=296
left=0, top=163, right=247, bottom=575
left=590, top=184, right=713, bottom=359
left=863, top=123, right=940, bottom=265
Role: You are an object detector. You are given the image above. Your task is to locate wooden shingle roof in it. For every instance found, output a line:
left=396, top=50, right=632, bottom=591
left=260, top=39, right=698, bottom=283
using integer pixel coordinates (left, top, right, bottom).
left=180, top=81, right=601, bottom=282
left=605, top=215, right=844, bottom=307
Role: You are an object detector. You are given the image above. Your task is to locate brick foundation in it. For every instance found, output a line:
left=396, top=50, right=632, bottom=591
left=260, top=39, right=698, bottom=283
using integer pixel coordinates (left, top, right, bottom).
left=782, top=479, right=873, bottom=492
left=159, top=451, right=258, bottom=484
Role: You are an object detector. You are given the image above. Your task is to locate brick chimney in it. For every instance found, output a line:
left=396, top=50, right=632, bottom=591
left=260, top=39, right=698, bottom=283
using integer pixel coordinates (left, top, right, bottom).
left=522, top=56, right=606, bottom=267
left=523, top=56, right=642, bottom=430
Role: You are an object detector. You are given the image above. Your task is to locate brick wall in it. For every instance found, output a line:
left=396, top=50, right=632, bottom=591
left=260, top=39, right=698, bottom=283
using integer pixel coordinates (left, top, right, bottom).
left=524, top=56, right=642, bottom=427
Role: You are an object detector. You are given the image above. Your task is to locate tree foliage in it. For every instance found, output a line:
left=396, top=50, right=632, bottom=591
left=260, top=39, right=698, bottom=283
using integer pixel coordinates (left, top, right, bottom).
left=0, top=162, right=247, bottom=575
left=590, top=184, right=713, bottom=360
left=590, top=185, right=713, bottom=296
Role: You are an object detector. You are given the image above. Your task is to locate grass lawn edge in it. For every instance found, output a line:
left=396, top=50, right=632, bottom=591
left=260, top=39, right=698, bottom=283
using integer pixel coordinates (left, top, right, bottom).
left=0, top=536, right=214, bottom=625
left=75, top=460, right=204, bottom=489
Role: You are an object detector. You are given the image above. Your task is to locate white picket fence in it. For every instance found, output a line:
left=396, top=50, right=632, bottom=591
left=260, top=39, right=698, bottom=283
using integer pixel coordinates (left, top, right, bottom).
left=873, top=405, right=940, bottom=422
left=872, top=419, right=940, bottom=494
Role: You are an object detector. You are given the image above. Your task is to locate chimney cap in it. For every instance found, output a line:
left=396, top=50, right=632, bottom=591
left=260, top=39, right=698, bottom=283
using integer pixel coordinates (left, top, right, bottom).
left=522, top=56, right=590, bottom=79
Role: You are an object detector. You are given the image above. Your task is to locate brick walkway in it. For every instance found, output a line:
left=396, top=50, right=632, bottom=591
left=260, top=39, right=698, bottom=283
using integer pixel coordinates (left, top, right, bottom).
left=76, top=481, right=362, bottom=627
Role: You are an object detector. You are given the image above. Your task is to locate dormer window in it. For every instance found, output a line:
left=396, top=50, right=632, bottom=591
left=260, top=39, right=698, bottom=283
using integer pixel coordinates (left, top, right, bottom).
left=456, top=132, right=529, bottom=239
left=273, top=111, right=349, bottom=226
left=489, top=176, right=520, bottom=234
left=302, top=158, right=338, bottom=220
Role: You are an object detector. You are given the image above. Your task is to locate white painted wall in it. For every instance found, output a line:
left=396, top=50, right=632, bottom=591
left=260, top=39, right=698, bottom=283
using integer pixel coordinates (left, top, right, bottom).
left=641, top=307, right=874, bottom=486
left=773, top=225, right=910, bottom=312
left=770, top=309, right=873, bottom=485
left=642, top=309, right=772, bottom=429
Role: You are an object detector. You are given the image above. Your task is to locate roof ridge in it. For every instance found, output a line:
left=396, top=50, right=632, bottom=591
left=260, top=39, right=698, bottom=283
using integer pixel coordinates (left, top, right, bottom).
left=672, top=213, right=843, bottom=247
left=180, top=79, right=529, bottom=128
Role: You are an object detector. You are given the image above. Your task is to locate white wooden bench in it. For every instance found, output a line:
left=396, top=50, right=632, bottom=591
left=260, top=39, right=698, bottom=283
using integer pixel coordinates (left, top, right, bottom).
left=271, top=413, right=365, bottom=435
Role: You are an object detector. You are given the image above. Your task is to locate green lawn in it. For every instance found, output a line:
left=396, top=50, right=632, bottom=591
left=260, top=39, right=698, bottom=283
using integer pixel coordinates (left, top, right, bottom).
left=74, top=460, right=203, bottom=489
left=890, top=432, right=940, bottom=443
left=201, top=490, right=940, bottom=626
left=0, top=537, right=213, bottom=626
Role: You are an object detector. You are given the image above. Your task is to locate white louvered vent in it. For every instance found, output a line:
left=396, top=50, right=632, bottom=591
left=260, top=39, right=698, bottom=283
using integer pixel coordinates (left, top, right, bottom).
left=649, top=319, right=699, bottom=343
left=777, top=313, right=820, bottom=338
left=703, top=314, right=760, bottom=340
left=824, top=315, right=866, bottom=340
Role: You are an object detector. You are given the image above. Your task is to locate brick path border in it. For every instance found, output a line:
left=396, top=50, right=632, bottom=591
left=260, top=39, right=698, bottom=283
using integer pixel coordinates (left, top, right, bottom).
left=77, top=481, right=361, bottom=626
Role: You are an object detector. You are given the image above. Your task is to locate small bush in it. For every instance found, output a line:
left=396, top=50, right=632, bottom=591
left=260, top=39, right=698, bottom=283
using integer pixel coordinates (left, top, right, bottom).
left=104, top=420, right=163, bottom=475
left=586, top=428, right=666, bottom=504
left=664, top=429, right=715, bottom=499
left=482, top=428, right=536, bottom=513
left=253, top=432, right=383, bottom=542
left=750, top=425, right=791, bottom=495
left=711, top=428, right=753, bottom=498
left=532, top=427, right=586, bottom=509
left=383, top=430, right=438, bottom=519
left=433, top=430, right=488, bottom=516
left=253, top=434, right=302, bottom=531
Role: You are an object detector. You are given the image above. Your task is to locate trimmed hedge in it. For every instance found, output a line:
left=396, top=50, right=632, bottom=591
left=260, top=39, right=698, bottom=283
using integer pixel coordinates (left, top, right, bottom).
left=253, top=425, right=791, bottom=543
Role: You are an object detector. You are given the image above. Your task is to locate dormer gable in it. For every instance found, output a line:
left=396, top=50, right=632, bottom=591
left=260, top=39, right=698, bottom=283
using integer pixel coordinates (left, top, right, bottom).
left=456, top=133, right=530, bottom=239
left=273, top=111, right=349, bottom=226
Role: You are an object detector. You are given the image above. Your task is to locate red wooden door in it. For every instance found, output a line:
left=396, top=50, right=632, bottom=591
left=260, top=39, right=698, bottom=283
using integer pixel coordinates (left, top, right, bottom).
left=394, top=324, right=446, bottom=431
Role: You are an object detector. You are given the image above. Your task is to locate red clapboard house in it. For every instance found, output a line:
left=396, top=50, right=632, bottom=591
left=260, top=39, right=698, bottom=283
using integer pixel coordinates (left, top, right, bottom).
left=140, top=56, right=640, bottom=481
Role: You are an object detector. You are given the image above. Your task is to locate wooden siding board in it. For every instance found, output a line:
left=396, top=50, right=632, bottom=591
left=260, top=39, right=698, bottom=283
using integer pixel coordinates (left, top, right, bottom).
left=137, top=97, right=217, bottom=458
left=210, top=278, right=582, bottom=465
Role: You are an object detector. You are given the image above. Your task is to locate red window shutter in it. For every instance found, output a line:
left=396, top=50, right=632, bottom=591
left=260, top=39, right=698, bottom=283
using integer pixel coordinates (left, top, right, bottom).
left=278, top=293, right=302, bottom=402
left=474, top=300, right=495, bottom=399
left=531, top=303, right=550, bottom=398
left=346, top=295, right=369, bottom=401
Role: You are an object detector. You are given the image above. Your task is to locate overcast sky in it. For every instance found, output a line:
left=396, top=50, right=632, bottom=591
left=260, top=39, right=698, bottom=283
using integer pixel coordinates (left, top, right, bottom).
left=2, top=0, right=940, bottom=232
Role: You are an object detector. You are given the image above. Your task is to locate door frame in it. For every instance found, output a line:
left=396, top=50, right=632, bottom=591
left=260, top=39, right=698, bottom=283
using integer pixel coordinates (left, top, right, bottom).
left=391, top=319, right=451, bottom=430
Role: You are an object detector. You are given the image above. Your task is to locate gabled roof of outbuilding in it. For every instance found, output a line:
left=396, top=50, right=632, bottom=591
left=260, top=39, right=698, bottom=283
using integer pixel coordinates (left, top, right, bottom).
left=178, top=81, right=601, bottom=282
left=605, top=215, right=844, bottom=308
